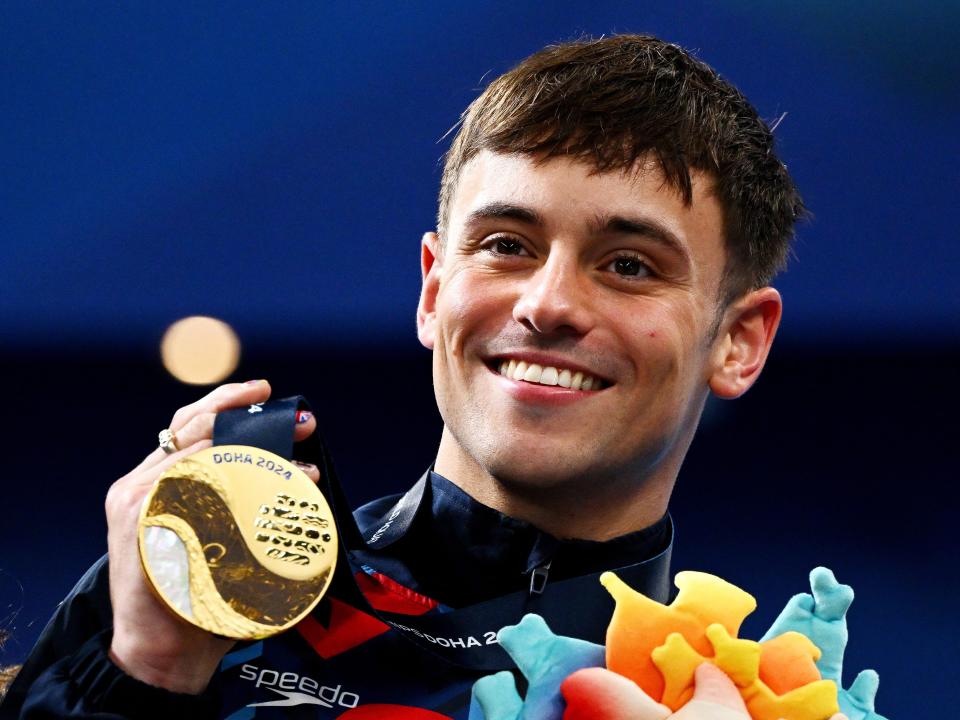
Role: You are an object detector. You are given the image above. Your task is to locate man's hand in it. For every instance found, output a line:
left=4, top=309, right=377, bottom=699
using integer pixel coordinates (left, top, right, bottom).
left=563, top=663, right=851, bottom=720
left=105, top=380, right=319, bottom=694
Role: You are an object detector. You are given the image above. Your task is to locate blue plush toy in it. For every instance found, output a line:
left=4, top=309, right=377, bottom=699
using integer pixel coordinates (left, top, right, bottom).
left=761, top=567, right=887, bottom=720
left=468, top=614, right=604, bottom=720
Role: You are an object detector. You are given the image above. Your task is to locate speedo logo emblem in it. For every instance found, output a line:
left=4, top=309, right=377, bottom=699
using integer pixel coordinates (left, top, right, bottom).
left=238, top=664, right=360, bottom=709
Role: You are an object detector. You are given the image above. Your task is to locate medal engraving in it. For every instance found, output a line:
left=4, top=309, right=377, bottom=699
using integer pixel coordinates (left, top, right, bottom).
left=137, top=445, right=337, bottom=639
left=254, top=492, right=331, bottom=566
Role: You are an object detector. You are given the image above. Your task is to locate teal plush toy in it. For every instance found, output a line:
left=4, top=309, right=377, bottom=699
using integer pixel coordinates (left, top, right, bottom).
left=761, top=567, right=887, bottom=720
left=468, top=614, right=604, bottom=720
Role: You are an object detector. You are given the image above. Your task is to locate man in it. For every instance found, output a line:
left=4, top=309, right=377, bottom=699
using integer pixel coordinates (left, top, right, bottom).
left=2, top=34, right=803, bottom=718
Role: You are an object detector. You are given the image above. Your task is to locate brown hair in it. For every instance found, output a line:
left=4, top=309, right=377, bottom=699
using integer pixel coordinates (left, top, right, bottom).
left=437, top=35, right=805, bottom=301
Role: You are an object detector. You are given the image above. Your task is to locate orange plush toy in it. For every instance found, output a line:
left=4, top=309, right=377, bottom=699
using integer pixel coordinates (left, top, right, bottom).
left=602, top=571, right=839, bottom=720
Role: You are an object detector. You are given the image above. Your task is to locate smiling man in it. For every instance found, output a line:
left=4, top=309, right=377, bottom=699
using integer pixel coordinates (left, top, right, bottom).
left=3, top=35, right=803, bottom=720
left=422, top=152, right=783, bottom=543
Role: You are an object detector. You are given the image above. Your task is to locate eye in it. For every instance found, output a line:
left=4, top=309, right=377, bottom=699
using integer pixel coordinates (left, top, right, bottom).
left=606, top=254, right=652, bottom=278
left=486, top=236, right=528, bottom=256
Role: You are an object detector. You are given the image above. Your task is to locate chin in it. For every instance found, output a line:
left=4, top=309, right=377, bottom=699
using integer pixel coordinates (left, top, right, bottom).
left=483, top=446, right=607, bottom=491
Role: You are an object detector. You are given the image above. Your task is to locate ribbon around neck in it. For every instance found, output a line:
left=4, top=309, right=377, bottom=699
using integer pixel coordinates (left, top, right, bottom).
left=213, top=396, right=673, bottom=671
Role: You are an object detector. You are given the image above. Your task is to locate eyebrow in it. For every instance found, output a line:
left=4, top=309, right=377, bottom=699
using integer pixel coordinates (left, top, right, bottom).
left=462, top=201, right=689, bottom=262
left=594, top=214, right=689, bottom=261
left=463, top=202, right=543, bottom=229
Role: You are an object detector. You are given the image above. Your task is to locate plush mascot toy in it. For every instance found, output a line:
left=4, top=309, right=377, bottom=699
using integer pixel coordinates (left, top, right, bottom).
left=469, top=568, right=888, bottom=720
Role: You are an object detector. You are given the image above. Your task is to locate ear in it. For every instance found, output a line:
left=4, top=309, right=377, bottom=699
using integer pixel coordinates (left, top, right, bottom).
left=708, top=287, right=782, bottom=399
left=416, top=232, right=442, bottom=350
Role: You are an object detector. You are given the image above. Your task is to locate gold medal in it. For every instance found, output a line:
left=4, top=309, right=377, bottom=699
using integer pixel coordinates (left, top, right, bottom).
left=137, top=445, right=337, bottom=640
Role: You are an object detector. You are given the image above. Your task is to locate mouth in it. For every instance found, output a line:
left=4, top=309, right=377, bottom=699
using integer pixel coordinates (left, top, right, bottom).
left=488, top=357, right=612, bottom=391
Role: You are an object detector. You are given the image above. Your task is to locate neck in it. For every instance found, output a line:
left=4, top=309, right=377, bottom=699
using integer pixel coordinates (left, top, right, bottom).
left=433, top=427, right=676, bottom=541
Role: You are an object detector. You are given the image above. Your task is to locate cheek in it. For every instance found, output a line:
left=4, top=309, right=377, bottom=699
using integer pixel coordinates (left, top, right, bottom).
left=618, top=301, right=703, bottom=385
left=437, top=274, right=511, bottom=353
left=622, top=307, right=680, bottom=367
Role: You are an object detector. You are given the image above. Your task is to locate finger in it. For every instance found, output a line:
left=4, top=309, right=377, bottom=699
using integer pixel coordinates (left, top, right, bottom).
left=828, top=715, right=850, bottom=720
left=561, top=667, right=670, bottom=720
left=174, top=414, right=319, bottom=482
left=292, top=460, right=320, bottom=484
left=671, top=700, right=749, bottom=720
left=169, top=379, right=272, bottom=433
left=293, top=410, right=316, bottom=442
left=135, top=419, right=214, bottom=474
left=688, top=664, right=749, bottom=712
left=156, top=437, right=213, bottom=470
left=135, top=381, right=272, bottom=473
left=168, top=412, right=217, bottom=451
left=133, top=439, right=214, bottom=491
left=107, top=439, right=214, bottom=520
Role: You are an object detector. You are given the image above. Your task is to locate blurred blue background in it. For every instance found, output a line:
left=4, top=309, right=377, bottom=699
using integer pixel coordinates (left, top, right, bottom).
left=2, top=2, right=957, bottom=717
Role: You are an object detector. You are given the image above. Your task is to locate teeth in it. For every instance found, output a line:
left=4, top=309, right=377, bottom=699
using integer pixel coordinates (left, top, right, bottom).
left=497, top=360, right=601, bottom=391
left=513, top=361, right=528, bottom=381
left=523, top=363, right=542, bottom=383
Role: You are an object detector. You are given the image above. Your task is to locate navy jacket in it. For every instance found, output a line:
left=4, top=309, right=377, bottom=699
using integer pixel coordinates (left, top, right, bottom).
left=1, top=472, right=672, bottom=719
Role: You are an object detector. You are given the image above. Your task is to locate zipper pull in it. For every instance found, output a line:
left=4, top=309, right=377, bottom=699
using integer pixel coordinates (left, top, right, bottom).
left=529, top=560, right=552, bottom=595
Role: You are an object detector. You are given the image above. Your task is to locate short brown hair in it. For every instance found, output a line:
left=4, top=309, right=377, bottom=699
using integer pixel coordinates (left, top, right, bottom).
left=437, top=35, right=805, bottom=301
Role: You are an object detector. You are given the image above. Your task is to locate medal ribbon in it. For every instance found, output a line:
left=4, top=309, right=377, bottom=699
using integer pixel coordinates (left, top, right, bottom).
left=213, top=397, right=673, bottom=671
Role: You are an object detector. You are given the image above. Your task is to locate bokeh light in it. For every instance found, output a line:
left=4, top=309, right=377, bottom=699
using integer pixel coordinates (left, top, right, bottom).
left=160, top=315, right=241, bottom=385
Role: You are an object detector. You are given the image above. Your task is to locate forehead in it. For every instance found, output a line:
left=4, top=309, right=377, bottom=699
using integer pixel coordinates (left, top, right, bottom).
left=447, top=151, right=728, bottom=281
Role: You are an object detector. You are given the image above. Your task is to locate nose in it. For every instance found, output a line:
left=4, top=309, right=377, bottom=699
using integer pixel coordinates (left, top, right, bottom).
left=513, top=252, right=594, bottom=336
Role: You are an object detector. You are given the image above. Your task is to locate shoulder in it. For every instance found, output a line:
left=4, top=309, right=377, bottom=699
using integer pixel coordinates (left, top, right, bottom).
left=2, top=556, right=113, bottom=717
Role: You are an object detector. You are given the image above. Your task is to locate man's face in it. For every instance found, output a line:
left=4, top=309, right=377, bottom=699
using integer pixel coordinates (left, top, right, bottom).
left=418, top=151, right=737, bottom=492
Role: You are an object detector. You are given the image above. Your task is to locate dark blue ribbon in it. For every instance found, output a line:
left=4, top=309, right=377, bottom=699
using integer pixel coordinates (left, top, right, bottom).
left=213, top=397, right=673, bottom=671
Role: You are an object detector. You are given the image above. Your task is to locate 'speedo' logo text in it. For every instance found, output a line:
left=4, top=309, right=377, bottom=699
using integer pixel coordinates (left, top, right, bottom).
left=238, top=663, right=360, bottom=709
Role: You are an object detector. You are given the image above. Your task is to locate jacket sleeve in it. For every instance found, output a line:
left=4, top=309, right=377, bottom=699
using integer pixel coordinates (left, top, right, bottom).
left=17, top=629, right=219, bottom=719
left=0, top=556, right=219, bottom=719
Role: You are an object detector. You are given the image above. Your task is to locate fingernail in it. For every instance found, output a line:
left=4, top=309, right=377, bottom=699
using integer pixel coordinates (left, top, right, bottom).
left=244, top=379, right=263, bottom=385
left=295, top=410, right=313, bottom=424
left=292, top=460, right=316, bottom=470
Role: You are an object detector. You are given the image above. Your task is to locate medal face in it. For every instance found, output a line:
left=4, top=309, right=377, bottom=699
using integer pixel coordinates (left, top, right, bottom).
left=137, top=445, right=337, bottom=639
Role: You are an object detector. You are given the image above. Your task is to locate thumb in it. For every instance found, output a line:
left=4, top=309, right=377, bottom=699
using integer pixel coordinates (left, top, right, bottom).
left=689, top=664, right=749, bottom=712
left=669, top=665, right=751, bottom=720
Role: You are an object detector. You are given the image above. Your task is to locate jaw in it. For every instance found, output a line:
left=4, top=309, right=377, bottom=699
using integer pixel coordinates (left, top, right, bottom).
left=432, top=355, right=712, bottom=539
left=454, top=356, right=706, bottom=477
left=439, top=359, right=620, bottom=480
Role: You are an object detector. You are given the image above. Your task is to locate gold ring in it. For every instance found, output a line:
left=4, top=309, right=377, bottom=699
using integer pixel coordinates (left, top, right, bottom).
left=158, top=428, right=179, bottom=454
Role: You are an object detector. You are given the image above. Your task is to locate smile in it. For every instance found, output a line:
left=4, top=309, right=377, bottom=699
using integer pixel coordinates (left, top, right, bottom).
left=496, top=359, right=608, bottom=391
